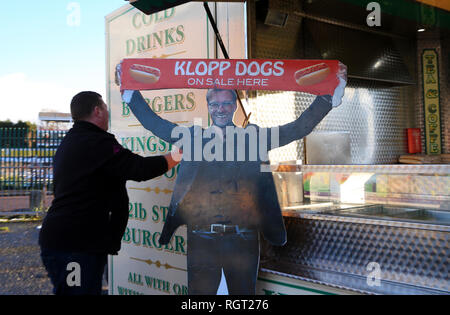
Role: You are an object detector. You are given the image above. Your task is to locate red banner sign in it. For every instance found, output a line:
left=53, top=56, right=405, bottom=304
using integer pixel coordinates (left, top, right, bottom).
left=121, top=59, right=341, bottom=96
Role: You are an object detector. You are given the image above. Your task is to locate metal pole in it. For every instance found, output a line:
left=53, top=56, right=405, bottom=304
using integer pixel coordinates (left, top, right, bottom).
left=203, top=2, right=251, bottom=127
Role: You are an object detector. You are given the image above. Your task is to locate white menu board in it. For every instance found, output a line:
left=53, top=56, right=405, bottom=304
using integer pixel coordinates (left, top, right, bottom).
left=105, top=1, right=246, bottom=295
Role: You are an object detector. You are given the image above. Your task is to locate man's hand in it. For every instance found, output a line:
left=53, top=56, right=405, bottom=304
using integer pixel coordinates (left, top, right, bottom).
left=164, top=147, right=183, bottom=170
left=331, top=62, right=347, bottom=108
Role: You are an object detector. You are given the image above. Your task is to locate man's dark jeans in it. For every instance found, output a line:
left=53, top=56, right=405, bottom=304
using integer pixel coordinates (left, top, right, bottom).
left=40, top=249, right=107, bottom=295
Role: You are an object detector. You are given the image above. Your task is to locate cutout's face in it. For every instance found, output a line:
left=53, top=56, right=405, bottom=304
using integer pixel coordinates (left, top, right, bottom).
left=207, top=90, right=237, bottom=128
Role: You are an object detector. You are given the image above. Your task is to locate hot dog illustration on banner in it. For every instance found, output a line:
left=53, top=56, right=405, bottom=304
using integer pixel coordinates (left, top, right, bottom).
left=120, top=59, right=342, bottom=96
left=129, top=64, right=161, bottom=84
left=294, top=63, right=331, bottom=86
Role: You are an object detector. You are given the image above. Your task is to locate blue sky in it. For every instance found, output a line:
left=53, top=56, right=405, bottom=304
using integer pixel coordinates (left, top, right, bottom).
left=0, top=0, right=129, bottom=122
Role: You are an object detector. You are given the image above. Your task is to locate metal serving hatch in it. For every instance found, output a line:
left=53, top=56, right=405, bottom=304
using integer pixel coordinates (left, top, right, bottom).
left=328, top=205, right=450, bottom=225
left=261, top=204, right=450, bottom=295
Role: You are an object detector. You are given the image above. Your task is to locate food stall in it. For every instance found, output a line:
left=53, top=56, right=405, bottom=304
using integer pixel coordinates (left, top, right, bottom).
left=244, top=0, right=449, bottom=295
left=107, top=0, right=449, bottom=295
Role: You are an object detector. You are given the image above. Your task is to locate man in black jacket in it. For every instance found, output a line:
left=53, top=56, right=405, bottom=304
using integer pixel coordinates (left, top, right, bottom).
left=39, top=91, right=180, bottom=295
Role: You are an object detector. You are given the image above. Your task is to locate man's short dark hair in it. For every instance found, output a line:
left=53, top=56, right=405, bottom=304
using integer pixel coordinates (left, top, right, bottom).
left=206, top=89, right=237, bottom=104
left=70, top=91, right=103, bottom=121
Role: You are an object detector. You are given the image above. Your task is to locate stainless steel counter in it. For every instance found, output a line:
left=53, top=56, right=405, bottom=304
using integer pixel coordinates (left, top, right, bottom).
left=260, top=202, right=450, bottom=295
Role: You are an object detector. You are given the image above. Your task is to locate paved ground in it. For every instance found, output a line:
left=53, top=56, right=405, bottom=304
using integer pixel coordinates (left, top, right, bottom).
left=0, top=221, right=53, bottom=295
left=0, top=218, right=109, bottom=295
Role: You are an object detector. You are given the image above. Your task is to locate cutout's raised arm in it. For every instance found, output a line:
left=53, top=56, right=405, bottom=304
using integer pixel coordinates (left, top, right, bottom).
left=266, top=96, right=333, bottom=150
left=266, top=62, right=347, bottom=149
left=117, top=61, right=185, bottom=144
left=123, top=90, right=180, bottom=144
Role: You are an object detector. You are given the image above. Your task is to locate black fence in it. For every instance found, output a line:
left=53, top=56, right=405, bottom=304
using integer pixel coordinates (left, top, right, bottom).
left=0, top=128, right=66, bottom=195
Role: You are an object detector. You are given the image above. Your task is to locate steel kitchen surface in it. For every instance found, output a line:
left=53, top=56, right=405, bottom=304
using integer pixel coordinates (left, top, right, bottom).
left=264, top=164, right=449, bottom=295
left=261, top=206, right=449, bottom=295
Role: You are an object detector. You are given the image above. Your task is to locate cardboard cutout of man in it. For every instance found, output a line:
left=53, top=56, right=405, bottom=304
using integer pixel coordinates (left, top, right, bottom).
left=117, top=62, right=347, bottom=294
